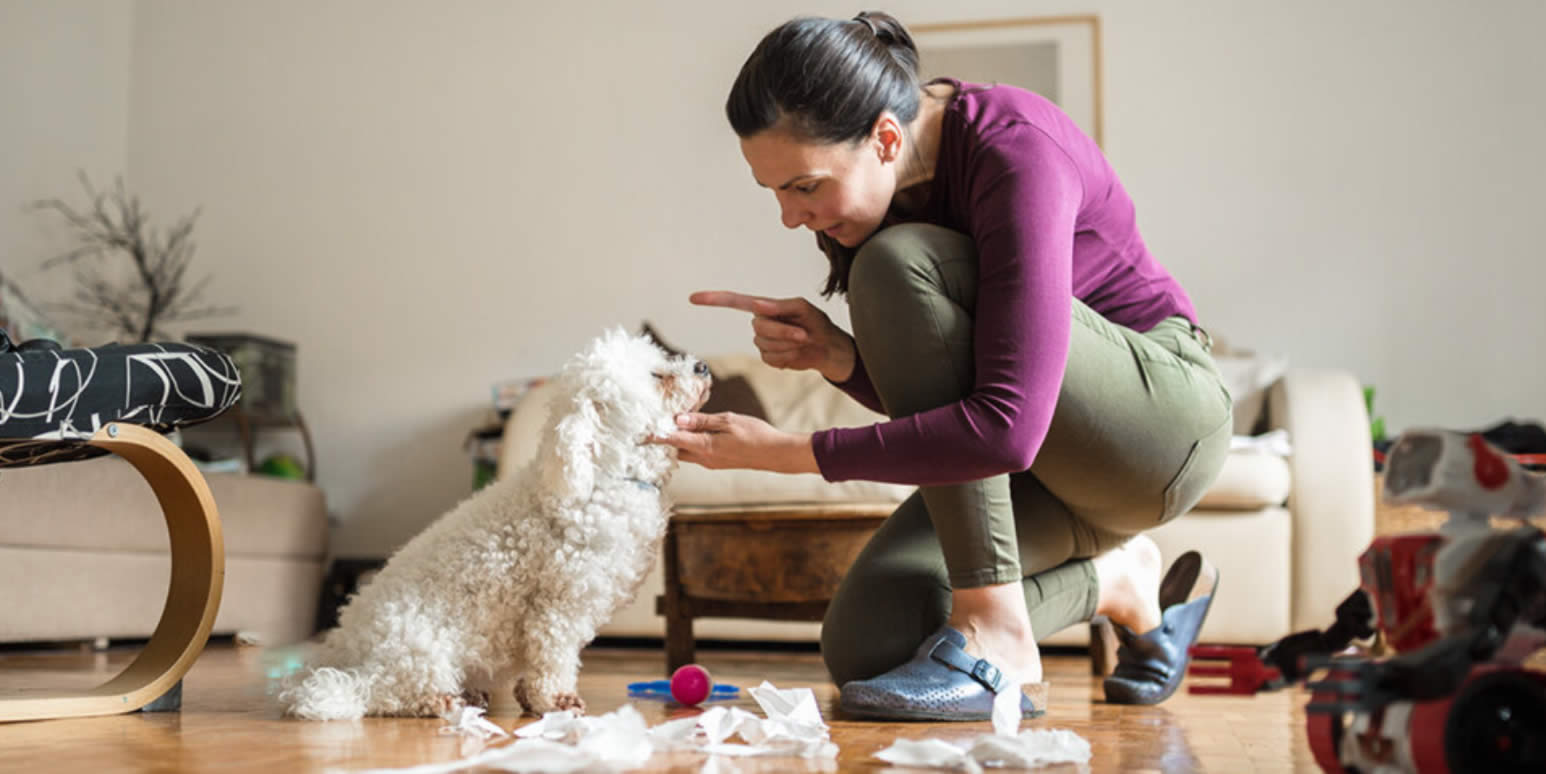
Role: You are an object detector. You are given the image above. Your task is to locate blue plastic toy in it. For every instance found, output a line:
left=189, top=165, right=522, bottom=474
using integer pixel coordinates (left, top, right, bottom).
left=626, top=679, right=740, bottom=703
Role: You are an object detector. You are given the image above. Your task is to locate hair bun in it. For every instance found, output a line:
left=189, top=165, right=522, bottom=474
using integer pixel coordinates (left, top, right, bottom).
left=852, top=11, right=915, bottom=57
left=852, top=13, right=879, bottom=38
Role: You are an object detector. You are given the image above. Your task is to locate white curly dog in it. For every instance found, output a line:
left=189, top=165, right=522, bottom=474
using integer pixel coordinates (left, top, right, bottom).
left=281, top=328, right=710, bottom=720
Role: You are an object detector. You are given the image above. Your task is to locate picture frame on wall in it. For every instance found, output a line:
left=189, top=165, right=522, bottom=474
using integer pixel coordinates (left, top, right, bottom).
left=911, top=15, right=1104, bottom=147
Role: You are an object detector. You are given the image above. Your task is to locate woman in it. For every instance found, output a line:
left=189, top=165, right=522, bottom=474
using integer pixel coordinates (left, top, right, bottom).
left=658, top=11, right=1231, bottom=721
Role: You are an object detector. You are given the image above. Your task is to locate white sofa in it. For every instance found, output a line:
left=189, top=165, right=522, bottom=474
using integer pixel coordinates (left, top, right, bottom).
left=0, top=456, right=327, bottom=646
left=498, top=352, right=1374, bottom=647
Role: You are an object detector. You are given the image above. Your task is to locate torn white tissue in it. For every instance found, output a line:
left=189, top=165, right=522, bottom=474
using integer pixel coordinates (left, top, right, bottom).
left=338, top=681, right=837, bottom=774
left=646, top=714, right=704, bottom=750
left=738, top=682, right=838, bottom=757
left=340, top=705, right=652, bottom=774
left=748, top=681, right=825, bottom=732
left=991, top=679, right=1022, bottom=737
left=438, top=706, right=509, bottom=740
left=515, top=709, right=586, bottom=742
left=969, top=729, right=1092, bottom=768
left=874, top=738, right=981, bottom=770
left=478, top=738, right=616, bottom=773
left=874, top=728, right=1091, bottom=770
left=693, top=706, right=749, bottom=745
left=687, top=692, right=838, bottom=759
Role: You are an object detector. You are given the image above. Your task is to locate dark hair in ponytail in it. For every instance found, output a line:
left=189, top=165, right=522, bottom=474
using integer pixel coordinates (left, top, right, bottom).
left=726, top=11, right=924, bottom=296
left=727, top=11, right=921, bottom=143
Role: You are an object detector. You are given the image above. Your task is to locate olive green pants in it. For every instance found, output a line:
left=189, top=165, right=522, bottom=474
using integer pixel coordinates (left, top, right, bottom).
left=820, top=224, right=1232, bottom=686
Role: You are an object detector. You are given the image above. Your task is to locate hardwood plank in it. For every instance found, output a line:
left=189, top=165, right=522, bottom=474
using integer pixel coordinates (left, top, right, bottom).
left=0, top=642, right=1326, bottom=773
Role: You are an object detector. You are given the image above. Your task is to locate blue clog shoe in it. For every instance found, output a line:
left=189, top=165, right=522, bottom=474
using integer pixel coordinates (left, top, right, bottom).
left=839, top=626, right=1048, bottom=721
left=1103, top=550, right=1220, bottom=705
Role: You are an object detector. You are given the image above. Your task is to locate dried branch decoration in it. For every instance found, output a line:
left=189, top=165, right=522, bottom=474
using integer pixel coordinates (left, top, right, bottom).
left=33, top=172, right=233, bottom=342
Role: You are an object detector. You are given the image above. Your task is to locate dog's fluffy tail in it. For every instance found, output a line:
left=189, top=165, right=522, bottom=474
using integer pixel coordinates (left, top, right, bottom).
left=280, top=666, right=372, bottom=720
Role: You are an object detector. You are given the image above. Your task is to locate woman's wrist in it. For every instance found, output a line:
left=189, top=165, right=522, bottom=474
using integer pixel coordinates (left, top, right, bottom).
left=819, top=335, right=857, bottom=383
left=783, top=430, right=821, bottom=475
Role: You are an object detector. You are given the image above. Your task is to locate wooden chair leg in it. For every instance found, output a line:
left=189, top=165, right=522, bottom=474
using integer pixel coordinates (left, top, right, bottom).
left=1089, top=617, right=1120, bottom=677
left=663, top=609, right=696, bottom=674
left=658, top=519, right=696, bottom=673
left=0, top=423, right=225, bottom=722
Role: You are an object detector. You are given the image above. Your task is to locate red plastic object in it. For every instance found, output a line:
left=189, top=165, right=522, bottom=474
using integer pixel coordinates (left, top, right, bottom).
left=1407, top=691, right=1456, bottom=774
left=1187, top=645, right=1282, bottom=695
left=669, top=664, right=713, bottom=706
left=1360, top=534, right=1443, bottom=652
left=1467, top=433, right=1509, bottom=490
left=1307, top=677, right=1349, bottom=774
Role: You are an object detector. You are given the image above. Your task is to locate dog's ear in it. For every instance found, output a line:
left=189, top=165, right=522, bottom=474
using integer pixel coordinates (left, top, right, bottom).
left=544, top=399, right=599, bottom=501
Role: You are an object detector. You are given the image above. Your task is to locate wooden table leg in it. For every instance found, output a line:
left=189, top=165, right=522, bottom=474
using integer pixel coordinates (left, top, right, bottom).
left=658, top=520, right=696, bottom=673
left=0, top=423, right=225, bottom=722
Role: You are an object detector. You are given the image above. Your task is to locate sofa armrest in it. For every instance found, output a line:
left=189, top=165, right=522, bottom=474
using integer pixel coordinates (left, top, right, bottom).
left=496, top=380, right=561, bottom=481
left=1266, top=367, right=1375, bottom=633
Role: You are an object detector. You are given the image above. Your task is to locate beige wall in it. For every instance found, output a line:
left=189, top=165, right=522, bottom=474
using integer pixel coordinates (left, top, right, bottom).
left=6, top=1, right=1545, bottom=556
left=1, top=0, right=133, bottom=316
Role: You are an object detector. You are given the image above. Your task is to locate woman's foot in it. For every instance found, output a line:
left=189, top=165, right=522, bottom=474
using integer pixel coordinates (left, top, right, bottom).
left=947, top=582, right=1044, bottom=685
left=1092, top=534, right=1165, bottom=634
left=838, top=626, right=1047, bottom=721
left=1102, top=549, right=1221, bottom=705
left=838, top=579, right=1050, bottom=721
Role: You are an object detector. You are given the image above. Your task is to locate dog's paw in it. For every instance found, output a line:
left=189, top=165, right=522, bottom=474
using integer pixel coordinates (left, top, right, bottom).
left=461, top=688, right=491, bottom=710
left=434, top=693, right=467, bottom=717
left=512, top=678, right=585, bottom=716
left=513, top=678, right=535, bottom=715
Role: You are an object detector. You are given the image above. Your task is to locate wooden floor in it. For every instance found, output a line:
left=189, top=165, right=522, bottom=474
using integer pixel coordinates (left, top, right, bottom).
left=0, top=640, right=1322, bottom=773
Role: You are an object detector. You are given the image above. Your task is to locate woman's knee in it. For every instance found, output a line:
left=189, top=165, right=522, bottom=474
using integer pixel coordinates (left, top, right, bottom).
left=820, top=568, right=949, bottom=685
left=848, top=223, right=973, bottom=304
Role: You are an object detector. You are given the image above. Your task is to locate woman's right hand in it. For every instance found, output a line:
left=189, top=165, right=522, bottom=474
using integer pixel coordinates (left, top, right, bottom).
left=689, top=290, right=856, bottom=382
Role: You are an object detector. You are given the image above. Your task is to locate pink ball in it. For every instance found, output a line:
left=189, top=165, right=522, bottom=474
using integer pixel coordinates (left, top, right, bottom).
left=669, top=664, right=713, bottom=706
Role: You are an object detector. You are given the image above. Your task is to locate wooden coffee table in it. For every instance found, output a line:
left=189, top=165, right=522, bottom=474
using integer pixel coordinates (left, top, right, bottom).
left=654, top=504, right=892, bottom=672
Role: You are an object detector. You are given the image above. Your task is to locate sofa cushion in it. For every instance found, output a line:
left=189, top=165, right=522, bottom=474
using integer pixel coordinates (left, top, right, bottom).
left=677, top=354, right=1291, bottom=512
left=1193, top=449, right=1292, bottom=511
left=707, top=353, right=880, bottom=431
left=668, top=465, right=910, bottom=509
left=0, top=335, right=241, bottom=468
left=1210, top=341, right=1288, bottom=435
left=1145, top=506, right=1293, bottom=644
left=1041, top=506, right=1294, bottom=647
left=669, top=448, right=1289, bottom=512
left=505, top=350, right=1292, bottom=514
left=0, top=547, right=323, bottom=644
left=663, top=353, right=912, bottom=508
left=0, top=455, right=327, bottom=560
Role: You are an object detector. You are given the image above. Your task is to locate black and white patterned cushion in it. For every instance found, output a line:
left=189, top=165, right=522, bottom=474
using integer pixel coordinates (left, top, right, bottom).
left=0, top=332, right=242, bottom=468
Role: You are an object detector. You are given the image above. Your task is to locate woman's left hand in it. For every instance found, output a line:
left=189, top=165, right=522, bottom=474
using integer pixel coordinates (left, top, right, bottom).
left=655, top=412, right=820, bottom=475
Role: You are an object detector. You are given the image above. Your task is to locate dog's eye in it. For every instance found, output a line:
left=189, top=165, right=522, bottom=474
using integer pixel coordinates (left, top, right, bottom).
left=652, top=373, right=666, bottom=380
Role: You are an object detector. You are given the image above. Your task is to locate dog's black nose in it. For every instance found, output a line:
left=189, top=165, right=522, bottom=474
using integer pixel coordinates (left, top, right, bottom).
left=693, top=361, right=710, bottom=377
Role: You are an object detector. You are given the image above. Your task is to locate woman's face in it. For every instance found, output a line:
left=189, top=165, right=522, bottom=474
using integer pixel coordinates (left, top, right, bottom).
left=739, top=125, right=898, bottom=248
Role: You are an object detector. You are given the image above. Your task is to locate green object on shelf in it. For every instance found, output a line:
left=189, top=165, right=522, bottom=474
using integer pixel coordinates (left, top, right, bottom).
left=258, top=453, right=306, bottom=480
left=1363, top=385, right=1387, bottom=442
left=473, top=460, right=497, bottom=491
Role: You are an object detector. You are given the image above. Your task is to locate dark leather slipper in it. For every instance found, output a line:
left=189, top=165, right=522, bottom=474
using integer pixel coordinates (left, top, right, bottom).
left=1102, top=550, right=1220, bottom=705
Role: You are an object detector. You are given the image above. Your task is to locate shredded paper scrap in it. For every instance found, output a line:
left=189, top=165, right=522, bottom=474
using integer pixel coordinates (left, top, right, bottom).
left=874, top=678, right=1091, bottom=772
left=337, top=681, right=836, bottom=774
left=335, top=679, right=1089, bottom=773
left=873, top=728, right=1092, bottom=771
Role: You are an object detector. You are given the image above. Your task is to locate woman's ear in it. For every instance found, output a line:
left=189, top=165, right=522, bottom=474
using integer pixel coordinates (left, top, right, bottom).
left=872, top=112, right=903, bottom=163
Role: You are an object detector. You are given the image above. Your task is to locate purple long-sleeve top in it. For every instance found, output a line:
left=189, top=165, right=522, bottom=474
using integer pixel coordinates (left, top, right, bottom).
left=811, top=80, right=1198, bottom=486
